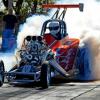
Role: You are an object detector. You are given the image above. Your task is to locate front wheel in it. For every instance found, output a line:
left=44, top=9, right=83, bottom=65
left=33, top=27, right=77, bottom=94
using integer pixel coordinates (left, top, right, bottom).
left=40, top=62, right=51, bottom=89
left=0, top=60, right=5, bottom=86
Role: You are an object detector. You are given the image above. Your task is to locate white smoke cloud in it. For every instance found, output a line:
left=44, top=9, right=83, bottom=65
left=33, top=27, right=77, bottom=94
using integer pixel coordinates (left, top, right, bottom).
left=0, top=53, right=17, bottom=71
left=17, top=15, right=49, bottom=49
left=65, top=0, right=100, bottom=39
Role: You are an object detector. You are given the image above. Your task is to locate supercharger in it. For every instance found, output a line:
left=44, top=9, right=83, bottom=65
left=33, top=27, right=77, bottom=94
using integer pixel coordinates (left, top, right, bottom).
left=19, top=36, right=50, bottom=70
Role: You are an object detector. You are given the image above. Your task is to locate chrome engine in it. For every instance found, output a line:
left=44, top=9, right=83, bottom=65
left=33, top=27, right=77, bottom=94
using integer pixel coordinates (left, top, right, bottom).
left=19, top=36, right=48, bottom=66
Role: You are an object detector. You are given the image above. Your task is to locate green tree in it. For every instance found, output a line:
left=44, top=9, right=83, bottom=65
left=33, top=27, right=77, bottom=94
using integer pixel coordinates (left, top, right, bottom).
left=2, top=0, right=55, bottom=15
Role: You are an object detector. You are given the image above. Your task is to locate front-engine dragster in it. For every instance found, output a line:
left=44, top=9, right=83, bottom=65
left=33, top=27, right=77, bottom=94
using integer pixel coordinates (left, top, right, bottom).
left=0, top=3, right=92, bottom=88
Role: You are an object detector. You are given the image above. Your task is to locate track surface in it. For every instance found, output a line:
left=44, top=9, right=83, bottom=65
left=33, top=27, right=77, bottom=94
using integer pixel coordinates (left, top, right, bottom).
left=0, top=80, right=100, bottom=100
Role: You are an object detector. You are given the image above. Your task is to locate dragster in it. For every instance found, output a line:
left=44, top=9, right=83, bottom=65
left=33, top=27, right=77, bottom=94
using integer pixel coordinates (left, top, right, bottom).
left=0, top=3, right=92, bottom=89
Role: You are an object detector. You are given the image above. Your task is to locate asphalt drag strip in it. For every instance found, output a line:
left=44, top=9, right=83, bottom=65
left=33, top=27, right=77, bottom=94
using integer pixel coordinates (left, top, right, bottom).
left=0, top=79, right=100, bottom=100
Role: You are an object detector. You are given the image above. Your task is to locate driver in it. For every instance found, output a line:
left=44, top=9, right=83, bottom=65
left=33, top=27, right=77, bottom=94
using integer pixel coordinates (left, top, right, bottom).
left=48, top=22, right=61, bottom=39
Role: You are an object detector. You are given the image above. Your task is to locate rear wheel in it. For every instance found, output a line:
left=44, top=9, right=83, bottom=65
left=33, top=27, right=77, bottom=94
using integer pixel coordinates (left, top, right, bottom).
left=0, top=60, right=5, bottom=86
left=75, top=46, right=92, bottom=80
left=40, top=62, right=51, bottom=89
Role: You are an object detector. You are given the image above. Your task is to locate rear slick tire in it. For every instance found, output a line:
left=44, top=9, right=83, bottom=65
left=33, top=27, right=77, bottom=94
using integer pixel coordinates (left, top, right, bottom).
left=75, top=45, right=92, bottom=81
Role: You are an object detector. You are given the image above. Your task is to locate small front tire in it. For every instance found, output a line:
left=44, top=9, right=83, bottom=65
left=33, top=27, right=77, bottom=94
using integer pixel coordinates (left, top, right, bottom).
left=0, top=60, right=5, bottom=87
left=40, top=62, right=51, bottom=89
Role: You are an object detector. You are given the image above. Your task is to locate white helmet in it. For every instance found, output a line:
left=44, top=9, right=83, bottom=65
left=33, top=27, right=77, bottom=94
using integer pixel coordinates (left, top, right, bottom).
left=49, top=22, right=60, bottom=36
